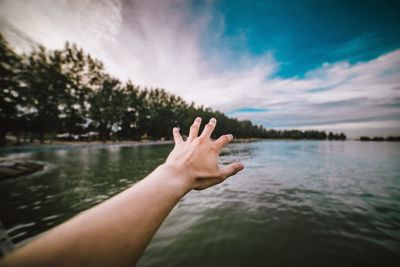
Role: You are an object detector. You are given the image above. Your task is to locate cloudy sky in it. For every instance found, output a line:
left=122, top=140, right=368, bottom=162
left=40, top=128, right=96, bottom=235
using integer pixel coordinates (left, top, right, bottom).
left=1, top=0, right=400, bottom=137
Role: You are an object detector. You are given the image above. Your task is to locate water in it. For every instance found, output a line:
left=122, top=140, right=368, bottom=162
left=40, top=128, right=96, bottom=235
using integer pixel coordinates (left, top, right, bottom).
left=1, top=141, right=400, bottom=266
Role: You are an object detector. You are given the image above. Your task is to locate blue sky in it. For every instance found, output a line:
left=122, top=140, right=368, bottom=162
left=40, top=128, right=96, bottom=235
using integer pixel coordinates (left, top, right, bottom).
left=1, top=0, right=400, bottom=137
left=199, top=0, right=400, bottom=77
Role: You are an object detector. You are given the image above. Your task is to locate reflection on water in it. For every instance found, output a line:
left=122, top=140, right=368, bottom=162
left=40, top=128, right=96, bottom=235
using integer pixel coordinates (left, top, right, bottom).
left=1, top=141, right=400, bottom=266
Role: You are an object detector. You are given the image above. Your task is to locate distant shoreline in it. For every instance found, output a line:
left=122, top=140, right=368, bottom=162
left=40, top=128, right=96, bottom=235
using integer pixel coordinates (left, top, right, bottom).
left=3, top=137, right=391, bottom=158
left=2, top=137, right=400, bottom=154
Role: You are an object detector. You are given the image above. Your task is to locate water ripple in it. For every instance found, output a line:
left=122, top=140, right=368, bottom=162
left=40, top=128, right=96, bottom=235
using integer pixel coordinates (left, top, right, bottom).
left=1, top=141, right=400, bottom=266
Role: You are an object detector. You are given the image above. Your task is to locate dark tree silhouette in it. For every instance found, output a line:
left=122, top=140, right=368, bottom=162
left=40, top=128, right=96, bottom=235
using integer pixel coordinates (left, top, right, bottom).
left=0, top=34, right=25, bottom=146
left=88, top=76, right=126, bottom=141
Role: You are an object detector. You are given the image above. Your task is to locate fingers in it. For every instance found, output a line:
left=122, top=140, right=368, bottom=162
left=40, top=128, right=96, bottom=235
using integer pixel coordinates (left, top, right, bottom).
left=219, top=162, right=244, bottom=179
left=173, top=127, right=183, bottom=145
left=214, top=134, right=233, bottom=149
left=200, top=118, right=216, bottom=139
left=188, top=117, right=202, bottom=141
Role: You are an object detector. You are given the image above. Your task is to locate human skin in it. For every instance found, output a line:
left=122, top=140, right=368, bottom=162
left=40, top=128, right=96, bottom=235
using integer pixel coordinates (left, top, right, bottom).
left=0, top=117, right=244, bottom=267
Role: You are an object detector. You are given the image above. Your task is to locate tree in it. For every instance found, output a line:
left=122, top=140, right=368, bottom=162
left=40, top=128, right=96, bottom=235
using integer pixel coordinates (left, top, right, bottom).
left=21, top=46, right=66, bottom=143
left=117, top=81, right=142, bottom=140
left=88, top=76, right=126, bottom=141
left=0, top=34, right=25, bottom=145
left=57, top=43, right=91, bottom=136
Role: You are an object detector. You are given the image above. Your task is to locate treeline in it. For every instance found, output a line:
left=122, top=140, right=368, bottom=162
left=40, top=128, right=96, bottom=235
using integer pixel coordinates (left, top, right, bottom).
left=360, top=136, right=400, bottom=141
left=0, top=34, right=345, bottom=146
left=259, top=129, right=345, bottom=140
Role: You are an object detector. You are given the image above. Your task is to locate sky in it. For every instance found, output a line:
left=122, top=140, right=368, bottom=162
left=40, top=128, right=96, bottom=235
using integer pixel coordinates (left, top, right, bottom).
left=1, top=0, right=400, bottom=137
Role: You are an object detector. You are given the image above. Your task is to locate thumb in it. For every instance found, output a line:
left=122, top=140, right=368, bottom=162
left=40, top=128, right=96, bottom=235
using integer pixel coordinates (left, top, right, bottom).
left=219, top=162, right=244, bottom=179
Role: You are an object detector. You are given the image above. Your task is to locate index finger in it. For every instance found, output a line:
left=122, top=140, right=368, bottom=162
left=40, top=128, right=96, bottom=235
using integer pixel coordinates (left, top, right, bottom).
left=200, top=118, right=217, bottom=139
left=188, top=117, right=202, bottom=141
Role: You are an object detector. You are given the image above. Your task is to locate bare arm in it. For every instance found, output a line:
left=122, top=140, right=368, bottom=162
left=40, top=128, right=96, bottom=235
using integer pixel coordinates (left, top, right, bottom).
left=0, top=117, right=244, bottom=267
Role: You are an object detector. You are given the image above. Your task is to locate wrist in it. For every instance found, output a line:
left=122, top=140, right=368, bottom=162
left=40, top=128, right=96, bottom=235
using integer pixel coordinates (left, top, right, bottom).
left=152, top=163, right=193, bottom=199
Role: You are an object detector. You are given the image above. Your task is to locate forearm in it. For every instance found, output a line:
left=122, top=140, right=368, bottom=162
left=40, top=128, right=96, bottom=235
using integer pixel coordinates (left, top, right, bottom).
left=1, top=164, right=188, bottom=267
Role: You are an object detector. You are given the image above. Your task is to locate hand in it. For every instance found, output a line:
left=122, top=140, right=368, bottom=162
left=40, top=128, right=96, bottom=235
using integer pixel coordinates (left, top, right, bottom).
left=163, top=117, right=244, bottom=192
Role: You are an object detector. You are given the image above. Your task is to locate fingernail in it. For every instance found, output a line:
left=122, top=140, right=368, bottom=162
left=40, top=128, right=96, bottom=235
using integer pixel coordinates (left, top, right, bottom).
left=227, top=134, right=233, bottom=140
left=210, top=118, right=216, bottom=124
left=195, top=117, right=201, bottom=122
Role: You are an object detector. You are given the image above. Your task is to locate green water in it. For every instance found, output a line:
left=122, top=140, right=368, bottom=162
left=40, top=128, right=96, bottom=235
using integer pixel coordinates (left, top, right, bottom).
left=1, top=141, right=400, bottom=266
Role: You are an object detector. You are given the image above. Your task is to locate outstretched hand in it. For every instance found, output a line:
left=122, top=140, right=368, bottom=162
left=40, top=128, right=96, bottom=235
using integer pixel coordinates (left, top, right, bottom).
left=164, top=117, right=244, bottom=192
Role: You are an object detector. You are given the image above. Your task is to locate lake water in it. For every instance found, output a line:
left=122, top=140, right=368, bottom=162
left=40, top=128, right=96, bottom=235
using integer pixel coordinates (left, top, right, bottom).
left=0, top=141, right=400, bottom=266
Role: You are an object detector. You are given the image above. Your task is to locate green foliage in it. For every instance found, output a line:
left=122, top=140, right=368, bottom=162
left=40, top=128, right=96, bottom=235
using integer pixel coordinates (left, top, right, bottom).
left=360, top=136, right=399, bottom=141
left=23, top=45, right=66, bottom=142
left=0, top=35, right=346, bottom=145
left=0, top=34, right=25, bottom=145
left=386, top=136, right=400, bottom=141
left=88, top=76, right=126, bottom=141
left=328, top=131, right=346, bottom=140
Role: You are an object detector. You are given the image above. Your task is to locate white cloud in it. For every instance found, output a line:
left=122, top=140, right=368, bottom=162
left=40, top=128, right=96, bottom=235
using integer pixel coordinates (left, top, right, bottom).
left=1, top=0, right=399, bottom=136
left=0, top=0, right=122, bottom=57
left=0, top=0, right=277, bottom=106
left=235, top=50, right=400, bottom=133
